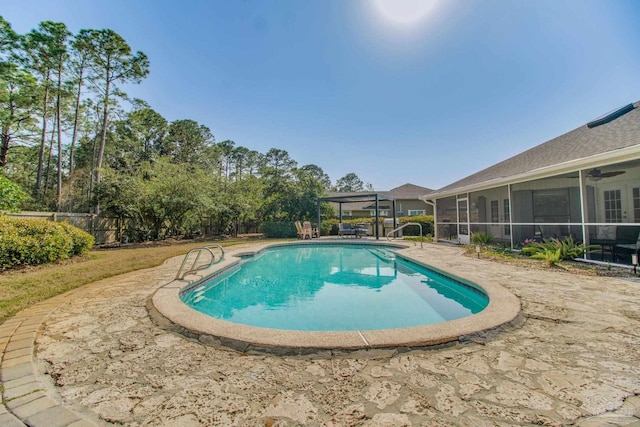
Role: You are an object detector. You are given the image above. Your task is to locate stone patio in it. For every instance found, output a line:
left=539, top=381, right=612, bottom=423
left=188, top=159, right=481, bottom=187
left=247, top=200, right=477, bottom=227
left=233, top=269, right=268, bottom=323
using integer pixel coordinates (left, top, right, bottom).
left=1, top=242, right=640, bottom=426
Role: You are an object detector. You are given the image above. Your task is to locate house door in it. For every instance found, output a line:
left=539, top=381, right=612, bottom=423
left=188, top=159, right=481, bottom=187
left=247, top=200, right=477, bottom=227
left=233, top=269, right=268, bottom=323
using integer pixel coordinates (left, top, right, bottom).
left=598, top=183, right=628, bottom=223
left=457, top=198, right=470, bottom=244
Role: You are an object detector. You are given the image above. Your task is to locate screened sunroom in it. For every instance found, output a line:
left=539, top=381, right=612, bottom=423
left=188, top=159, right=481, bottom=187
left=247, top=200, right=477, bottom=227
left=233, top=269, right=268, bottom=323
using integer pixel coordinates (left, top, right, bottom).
left=425, top=102, right=640, bottom=266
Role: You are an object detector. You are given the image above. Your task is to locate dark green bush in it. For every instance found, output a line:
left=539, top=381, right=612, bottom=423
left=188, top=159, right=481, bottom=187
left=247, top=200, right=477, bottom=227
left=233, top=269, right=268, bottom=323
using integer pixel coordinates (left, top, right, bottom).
left=398, top=215, right=433, bottom=236
left=259, top=221, right=297, bottom=238
left=319, top=222, right=332, bottom=236
left=318, top=218, right=358, bottom=236
left=0, top=216, right=94, bottom=270
left=323, top=218, right=340, bottom=235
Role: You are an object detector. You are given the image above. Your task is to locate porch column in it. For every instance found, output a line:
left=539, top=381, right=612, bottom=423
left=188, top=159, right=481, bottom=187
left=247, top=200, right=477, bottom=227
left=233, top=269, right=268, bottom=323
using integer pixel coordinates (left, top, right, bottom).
left=375, top=194, right=380, bottom=239
left=317, top=199, right=322, bottom=237
left=392, top=200, right=397, bottom=238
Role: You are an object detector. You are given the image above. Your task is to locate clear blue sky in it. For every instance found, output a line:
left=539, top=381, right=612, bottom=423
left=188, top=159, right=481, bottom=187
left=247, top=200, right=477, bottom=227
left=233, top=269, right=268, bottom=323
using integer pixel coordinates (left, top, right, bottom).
left=3, top=0, right=640, bottom=190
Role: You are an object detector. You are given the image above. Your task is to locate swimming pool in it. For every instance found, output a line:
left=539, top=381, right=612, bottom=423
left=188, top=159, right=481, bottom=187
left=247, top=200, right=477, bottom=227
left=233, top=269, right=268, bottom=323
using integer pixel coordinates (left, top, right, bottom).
left=181, top=244, right=488, bottom=331
left=152, top=241, right=521, bottom=353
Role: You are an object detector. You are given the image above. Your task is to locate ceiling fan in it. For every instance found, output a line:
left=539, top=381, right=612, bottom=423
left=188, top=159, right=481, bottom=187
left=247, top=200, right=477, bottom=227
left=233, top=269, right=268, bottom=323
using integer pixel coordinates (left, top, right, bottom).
left=585, top=168, right=625, bottom=181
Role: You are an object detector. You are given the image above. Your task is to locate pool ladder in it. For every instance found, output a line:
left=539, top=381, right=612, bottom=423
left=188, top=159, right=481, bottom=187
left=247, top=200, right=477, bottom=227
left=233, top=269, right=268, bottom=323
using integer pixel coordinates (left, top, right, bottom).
left=386, top=222, right=423, bottom=248
left=175, top=244, right=225, bottom=280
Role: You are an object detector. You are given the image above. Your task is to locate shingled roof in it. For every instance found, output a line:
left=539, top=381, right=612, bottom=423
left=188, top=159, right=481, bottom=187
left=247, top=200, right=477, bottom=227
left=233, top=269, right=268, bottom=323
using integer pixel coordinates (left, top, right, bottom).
left=426, top=101, right=640, bottom=198
left=388, top=183, right=433, bottom=199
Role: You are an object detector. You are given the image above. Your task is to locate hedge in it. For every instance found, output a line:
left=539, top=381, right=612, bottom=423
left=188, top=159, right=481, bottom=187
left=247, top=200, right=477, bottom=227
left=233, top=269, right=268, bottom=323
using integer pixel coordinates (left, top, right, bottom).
left=259, top=221, right=298, bottom=238
left=398, top=215, right=433, bottom=236
left=0, top=215, right=95, bottom=271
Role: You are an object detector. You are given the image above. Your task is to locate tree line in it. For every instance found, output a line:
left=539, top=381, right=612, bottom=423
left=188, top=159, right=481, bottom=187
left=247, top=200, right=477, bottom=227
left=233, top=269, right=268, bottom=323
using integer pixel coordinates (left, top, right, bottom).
left=0, top=17, right=373, bottom=240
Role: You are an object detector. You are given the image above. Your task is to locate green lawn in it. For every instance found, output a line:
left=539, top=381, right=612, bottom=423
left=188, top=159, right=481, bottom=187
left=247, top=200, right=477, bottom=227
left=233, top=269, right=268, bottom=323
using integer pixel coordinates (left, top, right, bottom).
left=0, top=239, right=255, bottom=323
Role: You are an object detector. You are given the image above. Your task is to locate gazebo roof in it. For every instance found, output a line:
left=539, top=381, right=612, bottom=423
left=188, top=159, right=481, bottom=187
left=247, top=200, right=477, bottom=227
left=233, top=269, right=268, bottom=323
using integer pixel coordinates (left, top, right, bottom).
left=317, top=193, right=396, bottom=204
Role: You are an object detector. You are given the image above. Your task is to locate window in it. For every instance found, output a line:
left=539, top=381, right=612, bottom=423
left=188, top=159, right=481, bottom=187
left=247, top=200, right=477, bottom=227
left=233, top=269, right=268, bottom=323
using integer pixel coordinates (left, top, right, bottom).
left=634, top=187, right=640, bottom=223
left=533, top=190, right=570, bottom=223
left=342, top=210, right=352, bottom=217
left=604, top=190, right=622, bottom=223
left=371, top=210, right=389, bottom=217
left=490, top=200, right=499, bottom=223
left=503, top=199, right=511, bottom=235
left=408, top=210, right=425, bottom=216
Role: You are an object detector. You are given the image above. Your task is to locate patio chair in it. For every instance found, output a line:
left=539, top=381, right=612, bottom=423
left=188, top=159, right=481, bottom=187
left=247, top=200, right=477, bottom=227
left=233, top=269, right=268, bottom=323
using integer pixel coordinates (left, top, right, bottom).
left=303, top=221, right=318, bottom=239
left=295, top=221, right=305, bottom=239
left=614, top=229, right=640, bottom=264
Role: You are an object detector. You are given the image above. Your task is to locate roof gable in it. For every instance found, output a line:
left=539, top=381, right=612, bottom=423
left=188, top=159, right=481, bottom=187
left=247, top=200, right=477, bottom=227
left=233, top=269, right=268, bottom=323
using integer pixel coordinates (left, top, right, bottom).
left=388, top=183, right=433, bottom=199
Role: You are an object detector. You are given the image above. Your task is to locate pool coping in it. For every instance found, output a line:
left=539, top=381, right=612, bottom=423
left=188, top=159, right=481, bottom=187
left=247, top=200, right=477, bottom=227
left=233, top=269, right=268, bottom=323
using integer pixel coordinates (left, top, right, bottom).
left=150, top=239, right=522, bottom=355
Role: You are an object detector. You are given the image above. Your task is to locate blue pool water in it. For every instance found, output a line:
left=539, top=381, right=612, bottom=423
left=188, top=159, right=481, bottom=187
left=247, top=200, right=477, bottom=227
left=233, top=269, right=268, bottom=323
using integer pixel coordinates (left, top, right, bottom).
left=181, top=244, right=488, bottom=331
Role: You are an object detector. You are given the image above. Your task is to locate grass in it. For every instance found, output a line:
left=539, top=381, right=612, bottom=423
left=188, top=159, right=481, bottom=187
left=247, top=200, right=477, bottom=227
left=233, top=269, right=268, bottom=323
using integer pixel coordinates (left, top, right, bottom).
left=0, top=238, right=256, bottom=323
left=402, top=235, right=434, bottom=243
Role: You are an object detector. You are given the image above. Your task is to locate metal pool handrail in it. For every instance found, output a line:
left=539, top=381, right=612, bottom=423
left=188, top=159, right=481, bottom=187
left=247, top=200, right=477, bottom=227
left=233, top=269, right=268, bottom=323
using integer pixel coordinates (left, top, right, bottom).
left=175, top=244, right=225, bottom=280
left=386, top=222, right=423, bottom=248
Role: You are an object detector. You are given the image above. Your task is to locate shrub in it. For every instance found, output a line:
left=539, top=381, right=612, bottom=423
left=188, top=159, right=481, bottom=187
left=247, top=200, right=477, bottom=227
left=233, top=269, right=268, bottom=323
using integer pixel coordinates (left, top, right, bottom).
left=398, top=215, right=433, bottom=236
left=57, top=222, right=95, bottom=255
left=0, top=217, right=72, bottom=269
left=472, top=232, right=494, bottom=246
left=319, top=221, right=332, bottom=236
left=0, top=175, right=26, bottom=212
left=0, top=216, right=94, bottom=270
left=531, top=248, right=561, bottom=266
left=521, top=236, right=593, bottom=261
left=400, top=214, right=434, bottom=224
left=259, top=221, right=297, bottom=238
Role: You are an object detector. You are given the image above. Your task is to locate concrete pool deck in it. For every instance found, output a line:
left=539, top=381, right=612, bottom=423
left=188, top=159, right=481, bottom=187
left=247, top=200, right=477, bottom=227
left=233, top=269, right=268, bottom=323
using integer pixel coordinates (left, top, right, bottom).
left=1, top=241, right=639, bottom=426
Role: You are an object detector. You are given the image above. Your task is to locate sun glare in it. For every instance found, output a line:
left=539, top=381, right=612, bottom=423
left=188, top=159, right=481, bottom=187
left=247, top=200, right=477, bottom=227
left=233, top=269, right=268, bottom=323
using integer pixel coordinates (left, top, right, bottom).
left=372, top=0, right=439, bottom=25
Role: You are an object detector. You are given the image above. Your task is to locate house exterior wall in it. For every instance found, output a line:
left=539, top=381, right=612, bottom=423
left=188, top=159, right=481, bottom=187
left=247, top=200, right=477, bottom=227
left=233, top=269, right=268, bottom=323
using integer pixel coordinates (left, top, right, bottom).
left=396, top=200, right=434, bottom=216
left=341, top=209, right=375, bottom=219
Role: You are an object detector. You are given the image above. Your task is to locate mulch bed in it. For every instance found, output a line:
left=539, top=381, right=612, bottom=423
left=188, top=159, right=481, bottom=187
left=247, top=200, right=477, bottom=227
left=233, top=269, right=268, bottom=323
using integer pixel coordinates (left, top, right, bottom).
left=462, top=246, right=638, bottom=279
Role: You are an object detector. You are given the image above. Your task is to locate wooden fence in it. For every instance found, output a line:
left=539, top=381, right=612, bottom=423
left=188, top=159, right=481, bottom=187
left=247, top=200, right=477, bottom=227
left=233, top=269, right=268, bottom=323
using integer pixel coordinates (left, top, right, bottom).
left=5, top=211, right=121, bottom=245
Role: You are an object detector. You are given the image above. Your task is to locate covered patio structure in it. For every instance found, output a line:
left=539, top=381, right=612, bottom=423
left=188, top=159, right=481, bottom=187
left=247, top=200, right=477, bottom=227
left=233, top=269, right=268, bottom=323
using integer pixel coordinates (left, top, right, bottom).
left=316, top=193, right=397, bottom=239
